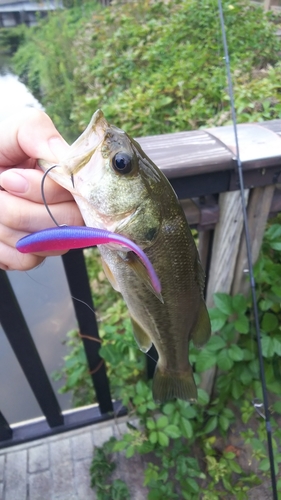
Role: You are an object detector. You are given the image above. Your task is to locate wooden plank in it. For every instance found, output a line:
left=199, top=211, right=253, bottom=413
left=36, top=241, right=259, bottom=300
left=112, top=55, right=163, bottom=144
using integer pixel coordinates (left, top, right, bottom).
left=137, top=130, right=233, bottom=178
left=264, top=0, right=273, bottom=10
left=231, top=185, right=275, bottom=296
left=205, top=190, right=249, bottom=308
left=200, top=190, right=249, bottom=394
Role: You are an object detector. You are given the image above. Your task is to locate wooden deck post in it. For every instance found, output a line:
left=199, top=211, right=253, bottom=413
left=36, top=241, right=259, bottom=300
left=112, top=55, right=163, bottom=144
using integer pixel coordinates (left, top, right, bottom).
left=200, top=189, right=249, bottom=394
left=264, top=0, right=273, bottom=11
left=231, top=185, right=275, bottom=296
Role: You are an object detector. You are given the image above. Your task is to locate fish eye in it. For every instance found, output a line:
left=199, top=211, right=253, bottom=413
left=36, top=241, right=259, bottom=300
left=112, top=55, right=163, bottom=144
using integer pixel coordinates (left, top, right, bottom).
left=112, top=152, right=133, bottom=174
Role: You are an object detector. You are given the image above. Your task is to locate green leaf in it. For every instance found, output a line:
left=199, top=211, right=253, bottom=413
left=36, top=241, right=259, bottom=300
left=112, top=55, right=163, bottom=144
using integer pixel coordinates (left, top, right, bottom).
left=222, top=408, right=234, bottom=419
left=219, top=415, right=230, bottom=432
left=261, top=335, right=275, bottom=358
left=185, top=477, right=200, bottom=493
left=269, top=242, right=281, bottom=251
left=146, top=419, right=156, bottom=430
left=136, top=380, right=148, bottom=396
left=162, top=402, right=176, bottom=416
left=205, top=335, right=226, bottom=351
left=271, top=285, right=281, bottom=298
left=272, top=401, right=281, bottom=414
left=228, top=459, right=242, bottom=473
left=214, top=293, right=233, bottom=315
left=157, top=431, right=169, bottom=447
left=239, top=367, right=253, bottom=386
left=234, top=315, right=249, bottom=334
left=259, top=458, right=270, bottom=471
left=232, top=294, right=247, bottom=313
left=231, top=380, right=244, bottom=399
left=273, top=338, right=281, bottom=356
left=208, top=308, right=228, bottom=332
left=204, top=416, right=218, bottom=434
left=156, top=416, right=168, bottom=429
left=259, top=299, right=274, bottom=311
left=224, top=451, right=236, bottom=459
left=113, top=440, right=128, bottom=452
left=216, top=350, right=234, bottom=371
left=261, top=312, right=279, bottom=332
left=165, top=424, right=182, bottom=439
left=265, top=224, right=281, bottom=241
left=126, top=445, right=135, bottom=458
left=195, top=350, right=217, bottom=372
left=98, top=345, right=117, bottom=364
left=149, top=431, right=158, bottom=444
left=180, top=417, right=193, bottom=439
left=228, top=344, right=244, bottom=361
left=197, top=388, right=210, bottom=406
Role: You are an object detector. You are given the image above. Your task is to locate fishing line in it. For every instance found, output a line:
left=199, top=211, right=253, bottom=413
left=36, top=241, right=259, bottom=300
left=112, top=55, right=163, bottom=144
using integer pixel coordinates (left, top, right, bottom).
left=41, top=165, right=61, bottom=227
left=217, top=1, right=277, bottom=498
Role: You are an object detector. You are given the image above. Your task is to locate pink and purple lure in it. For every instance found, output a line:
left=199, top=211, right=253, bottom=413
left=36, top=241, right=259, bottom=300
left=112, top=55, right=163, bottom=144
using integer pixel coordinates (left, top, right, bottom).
left=16, top=226, right=161, bottom=294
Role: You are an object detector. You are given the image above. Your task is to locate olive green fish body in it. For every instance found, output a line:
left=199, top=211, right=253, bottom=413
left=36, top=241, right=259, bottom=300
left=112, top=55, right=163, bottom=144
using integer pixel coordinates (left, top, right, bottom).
left=99, top=191, right=209, bottom=403
left=39, top=110, right=211, bottom=403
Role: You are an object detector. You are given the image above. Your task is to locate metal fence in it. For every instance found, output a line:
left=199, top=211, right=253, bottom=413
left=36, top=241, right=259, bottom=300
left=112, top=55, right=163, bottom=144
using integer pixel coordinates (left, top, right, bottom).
left=1, top=119, right=281, bottom=448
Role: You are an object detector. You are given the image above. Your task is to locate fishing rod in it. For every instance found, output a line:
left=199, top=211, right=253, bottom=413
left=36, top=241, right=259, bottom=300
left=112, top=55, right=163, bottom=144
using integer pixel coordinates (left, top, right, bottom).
left=217, top=1, right=278, bottom=498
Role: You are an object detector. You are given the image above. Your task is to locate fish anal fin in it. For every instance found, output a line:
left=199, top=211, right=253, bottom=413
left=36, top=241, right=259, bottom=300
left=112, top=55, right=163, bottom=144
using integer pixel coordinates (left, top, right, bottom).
left=131, top=317, right=152, bottom=353
left=152, top=364, right=197, bottom=404
left=124, top=252, right=163, bottom=303
left=101, top=257, right=120, bottom=292
left=191, top=299, right=211, bottom=348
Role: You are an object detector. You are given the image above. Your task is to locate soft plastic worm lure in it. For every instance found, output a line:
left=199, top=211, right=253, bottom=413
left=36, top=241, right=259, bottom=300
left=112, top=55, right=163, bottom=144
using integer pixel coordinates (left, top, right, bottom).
left=16, top=226, right=161, bottom=295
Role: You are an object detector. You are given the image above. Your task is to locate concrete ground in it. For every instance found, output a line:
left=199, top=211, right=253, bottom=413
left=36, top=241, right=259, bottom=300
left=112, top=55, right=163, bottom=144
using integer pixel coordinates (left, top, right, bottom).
left=0, top=417, right=148, bottom=500
left=0, top=416, right=275, bottom=499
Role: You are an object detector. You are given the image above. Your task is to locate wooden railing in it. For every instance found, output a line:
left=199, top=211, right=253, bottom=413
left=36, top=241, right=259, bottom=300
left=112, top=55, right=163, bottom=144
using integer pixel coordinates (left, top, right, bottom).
left=0, top=118, right=281, bottom=447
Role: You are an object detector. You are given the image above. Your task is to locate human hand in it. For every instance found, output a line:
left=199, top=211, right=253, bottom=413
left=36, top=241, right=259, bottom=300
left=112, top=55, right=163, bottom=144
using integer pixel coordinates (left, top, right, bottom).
left=0, top=108, right=83, bottom=271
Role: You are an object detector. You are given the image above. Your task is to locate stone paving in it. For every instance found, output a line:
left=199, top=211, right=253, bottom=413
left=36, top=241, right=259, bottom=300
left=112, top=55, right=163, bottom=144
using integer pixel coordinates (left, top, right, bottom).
left=0, top=416, right=275, bottom=500
left=0, top=417, right=137, bottom=500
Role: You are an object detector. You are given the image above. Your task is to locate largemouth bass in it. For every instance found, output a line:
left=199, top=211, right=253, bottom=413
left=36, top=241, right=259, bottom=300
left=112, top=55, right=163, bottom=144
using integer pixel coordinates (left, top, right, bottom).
left=39, top=110, right=211, bottom=403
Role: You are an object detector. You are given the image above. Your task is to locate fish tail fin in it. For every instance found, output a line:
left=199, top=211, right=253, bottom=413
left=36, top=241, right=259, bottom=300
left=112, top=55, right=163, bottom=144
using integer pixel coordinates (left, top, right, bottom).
left=152, top=364, right=197, bottom=404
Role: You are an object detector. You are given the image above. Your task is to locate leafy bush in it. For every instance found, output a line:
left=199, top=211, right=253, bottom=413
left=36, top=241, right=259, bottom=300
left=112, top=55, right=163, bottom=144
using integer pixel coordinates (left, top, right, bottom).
left=69, top=0, right=281, bottom=135
left=11, top=0, right=281, bottom=141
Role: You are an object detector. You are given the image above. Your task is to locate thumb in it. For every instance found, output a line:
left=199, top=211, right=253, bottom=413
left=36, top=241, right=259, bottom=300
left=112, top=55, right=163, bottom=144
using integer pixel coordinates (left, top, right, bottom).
left=0, top=108, right=70, bottom=167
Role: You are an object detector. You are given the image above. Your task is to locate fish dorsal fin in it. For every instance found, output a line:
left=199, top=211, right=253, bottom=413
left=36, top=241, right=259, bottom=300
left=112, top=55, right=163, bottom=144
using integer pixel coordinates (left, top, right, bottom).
left=131, top=316, right=152, bottom=353
left=123, top=251, right=164, bottom=303
left=191, top=298, right=211, bottom=348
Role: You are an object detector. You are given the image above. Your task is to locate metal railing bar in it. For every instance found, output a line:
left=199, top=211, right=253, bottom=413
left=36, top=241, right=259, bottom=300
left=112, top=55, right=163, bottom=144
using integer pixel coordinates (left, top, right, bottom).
left=0, top=270, right=64, bottom=428
left=0, top=401, right=126, bottom=449
left=0, top=412, right=12, bottom=441
left=62, top=249, right=113, bottom=414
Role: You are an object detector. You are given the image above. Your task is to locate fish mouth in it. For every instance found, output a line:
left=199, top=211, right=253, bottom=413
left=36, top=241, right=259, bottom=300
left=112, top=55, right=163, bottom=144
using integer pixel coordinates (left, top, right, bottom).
left=38, top=109, right=109, bottom=193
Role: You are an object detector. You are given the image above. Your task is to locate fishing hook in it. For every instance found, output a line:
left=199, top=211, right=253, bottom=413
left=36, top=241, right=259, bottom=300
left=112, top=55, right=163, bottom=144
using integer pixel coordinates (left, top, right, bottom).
left=217, top=1, right=277, bottom=498
left=41, top=164, right=64, bottom=227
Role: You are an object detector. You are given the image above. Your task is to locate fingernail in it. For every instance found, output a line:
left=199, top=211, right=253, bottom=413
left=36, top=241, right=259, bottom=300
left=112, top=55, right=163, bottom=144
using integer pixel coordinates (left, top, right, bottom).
left=0, top=171, right=29, bottom=193
left=48, top=137, right=70, bottom=161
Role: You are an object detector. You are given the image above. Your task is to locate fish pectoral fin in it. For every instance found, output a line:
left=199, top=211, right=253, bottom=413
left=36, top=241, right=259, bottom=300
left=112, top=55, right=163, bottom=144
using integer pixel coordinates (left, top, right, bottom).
left=131, top=317, right=152, bottom=353
left=101, top=257, right=120, bottom=292
left=152, top=364, right=197, bottom=404
left=191, top=299, right=211, bottom=348
left=124, top=251, right=164, bottom=303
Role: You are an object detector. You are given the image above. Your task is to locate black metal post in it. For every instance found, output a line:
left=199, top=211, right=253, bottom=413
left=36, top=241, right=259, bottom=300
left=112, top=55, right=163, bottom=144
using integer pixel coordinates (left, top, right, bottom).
left=62, top=249, right=113, bottom=414
left=0, top=412, right=12, bottom=441
left=0, top=271, right=64, bottom=427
